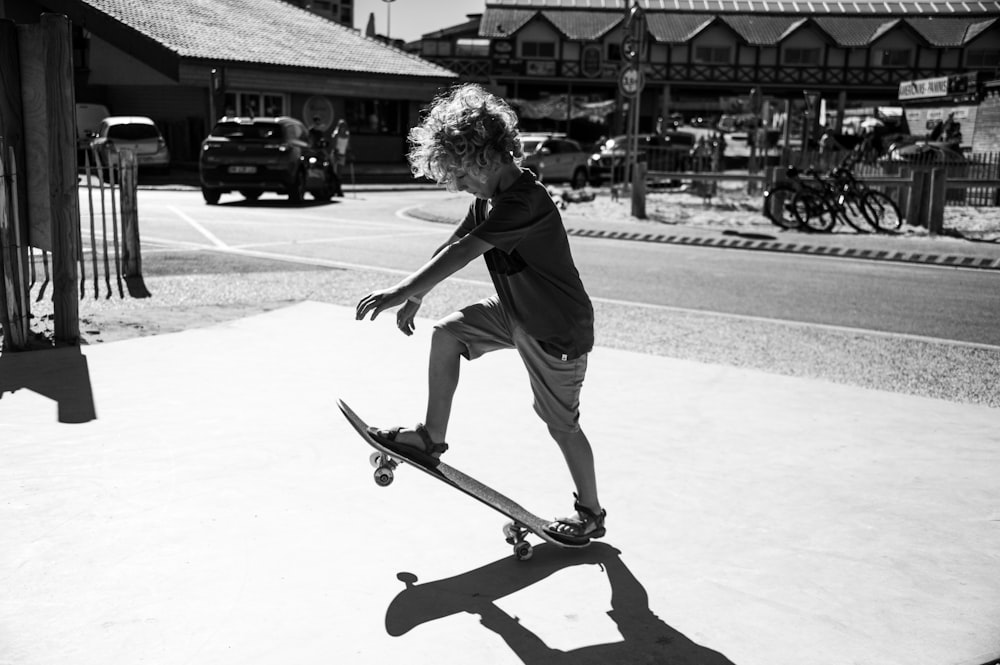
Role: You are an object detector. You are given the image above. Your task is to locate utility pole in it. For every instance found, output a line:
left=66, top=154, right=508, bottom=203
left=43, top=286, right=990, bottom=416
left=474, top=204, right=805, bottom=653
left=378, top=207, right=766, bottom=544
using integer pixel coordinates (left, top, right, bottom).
left=382, top=0, right=396, bottom=41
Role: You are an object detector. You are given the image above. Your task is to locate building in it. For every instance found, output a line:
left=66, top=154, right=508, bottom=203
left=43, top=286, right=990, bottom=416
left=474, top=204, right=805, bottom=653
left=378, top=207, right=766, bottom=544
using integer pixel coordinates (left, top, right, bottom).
left=0, top=0, right=455, bottom=167
left=281, top=0, right=354, bottom=28
left=409, top=0, right=1000, bottom=144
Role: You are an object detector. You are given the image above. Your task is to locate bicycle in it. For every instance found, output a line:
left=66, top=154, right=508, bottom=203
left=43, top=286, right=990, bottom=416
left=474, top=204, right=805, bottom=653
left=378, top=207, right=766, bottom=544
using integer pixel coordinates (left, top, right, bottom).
left=761, top=165, right=816, bottom=230
left=792, top=166, right=903, bottom=234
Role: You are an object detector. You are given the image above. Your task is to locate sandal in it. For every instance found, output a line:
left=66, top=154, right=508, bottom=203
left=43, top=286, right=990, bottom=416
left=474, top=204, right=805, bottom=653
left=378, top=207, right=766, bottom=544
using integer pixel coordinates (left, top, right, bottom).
left=545, top=493, right=607, bottom=543
left=368, top=423, right=448, bottom=468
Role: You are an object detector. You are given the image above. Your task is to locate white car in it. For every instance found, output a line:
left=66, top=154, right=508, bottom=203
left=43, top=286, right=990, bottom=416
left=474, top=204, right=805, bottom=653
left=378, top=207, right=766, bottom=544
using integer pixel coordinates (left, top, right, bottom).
left=90, top=116, right=170, bottom=173
left=519, top=134, right=591, bottom=189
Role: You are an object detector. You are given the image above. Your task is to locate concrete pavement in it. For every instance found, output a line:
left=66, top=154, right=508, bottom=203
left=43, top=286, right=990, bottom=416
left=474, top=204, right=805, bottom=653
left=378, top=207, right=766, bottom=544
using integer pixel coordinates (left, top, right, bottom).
left=2, top=301, right=999, bottom=665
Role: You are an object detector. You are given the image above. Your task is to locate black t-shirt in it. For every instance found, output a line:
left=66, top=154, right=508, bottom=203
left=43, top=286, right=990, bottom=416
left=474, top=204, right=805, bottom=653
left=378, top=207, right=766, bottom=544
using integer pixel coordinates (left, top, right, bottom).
left=457, top=170, right=594, bottom=359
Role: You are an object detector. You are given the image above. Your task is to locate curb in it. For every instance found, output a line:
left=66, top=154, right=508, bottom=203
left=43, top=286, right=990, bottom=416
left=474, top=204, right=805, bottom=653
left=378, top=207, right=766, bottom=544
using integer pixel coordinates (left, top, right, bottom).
left=564, top=227, right=1000, bottom=271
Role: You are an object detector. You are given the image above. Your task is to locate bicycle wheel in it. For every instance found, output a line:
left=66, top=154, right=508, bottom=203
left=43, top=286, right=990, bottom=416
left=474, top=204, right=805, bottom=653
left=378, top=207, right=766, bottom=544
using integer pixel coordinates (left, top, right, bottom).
left=791, top=191, right=836, bottom=233
left=861, top=190, right=903, bottom=233
left=762, top=183, right=801, bottom=230
left=838, top=192, right=878, bottom=234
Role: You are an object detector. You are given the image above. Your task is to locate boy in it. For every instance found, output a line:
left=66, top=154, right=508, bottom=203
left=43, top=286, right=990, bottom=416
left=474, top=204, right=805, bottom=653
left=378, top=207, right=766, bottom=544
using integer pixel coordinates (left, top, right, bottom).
left=354, top=84, right=605, bottom=542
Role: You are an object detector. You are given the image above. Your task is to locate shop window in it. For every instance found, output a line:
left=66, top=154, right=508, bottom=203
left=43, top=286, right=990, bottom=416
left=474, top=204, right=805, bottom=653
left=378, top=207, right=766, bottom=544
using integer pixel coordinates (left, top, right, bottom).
left=967, top=49, right=1000, bottom=67
left=456, top=38, right=490, bottom=57
left=879, top=49, right=911, bottom=67
left=694, top=46, right=731, bottom=64
left=422, top=40, right=452, bottom=57
left=522, top=41, right=556, bottom=59
left=223, top=91, right=288, bottom=118
left=783, top=48, right=820, bottom=66
left=345, top=98, right=405, bottom=134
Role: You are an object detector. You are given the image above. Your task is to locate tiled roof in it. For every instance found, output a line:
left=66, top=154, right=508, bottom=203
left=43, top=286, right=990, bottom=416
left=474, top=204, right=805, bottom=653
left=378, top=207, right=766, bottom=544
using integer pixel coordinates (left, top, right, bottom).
left=72, top=0, right=455, bottom=78
left=721, top=15, right=807, bottom=44
left=489, top=0, right=1000, bottom=14
left=541, top=10, right=622, bottom=39
left=645, top=13, right=714, bottom=42
left=483, top=6, right=998, bottom=47
left=479, top=8, right=538, bottom=37
left=814, top=16, right=900, bottom=46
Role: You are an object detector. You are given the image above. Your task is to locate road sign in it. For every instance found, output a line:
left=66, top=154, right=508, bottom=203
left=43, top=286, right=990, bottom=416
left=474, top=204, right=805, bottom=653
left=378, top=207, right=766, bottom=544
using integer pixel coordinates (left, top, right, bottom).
left=619, top=65, right=644, bottom=98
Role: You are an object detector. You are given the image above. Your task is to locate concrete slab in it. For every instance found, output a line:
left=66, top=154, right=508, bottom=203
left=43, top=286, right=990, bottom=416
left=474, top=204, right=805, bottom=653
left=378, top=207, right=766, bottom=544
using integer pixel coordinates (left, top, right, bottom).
left=2, top=302, right=998, bottom=665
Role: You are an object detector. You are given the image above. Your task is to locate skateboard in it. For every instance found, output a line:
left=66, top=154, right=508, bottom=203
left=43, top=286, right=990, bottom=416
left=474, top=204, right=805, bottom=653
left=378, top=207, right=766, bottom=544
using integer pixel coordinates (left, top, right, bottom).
left=337, top=399, right=590, bottom=561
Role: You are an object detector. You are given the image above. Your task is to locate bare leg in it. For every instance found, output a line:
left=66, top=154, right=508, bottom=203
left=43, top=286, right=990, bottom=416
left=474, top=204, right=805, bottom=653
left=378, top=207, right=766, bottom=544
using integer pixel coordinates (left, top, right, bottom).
left=548, top=425, right=602, bottom=515
left=423, top=328, right=464, bottom=443
left=378, top=327, right=463, bottom=450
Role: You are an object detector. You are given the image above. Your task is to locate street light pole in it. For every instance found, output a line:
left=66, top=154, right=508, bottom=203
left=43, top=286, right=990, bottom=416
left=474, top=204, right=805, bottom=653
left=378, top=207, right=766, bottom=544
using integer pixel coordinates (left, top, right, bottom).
left=382, top=0, right=396, bottom=41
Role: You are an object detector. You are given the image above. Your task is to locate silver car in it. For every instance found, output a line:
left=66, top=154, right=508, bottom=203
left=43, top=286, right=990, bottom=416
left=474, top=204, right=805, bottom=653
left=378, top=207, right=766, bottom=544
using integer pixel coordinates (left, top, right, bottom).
left=519, top=134, right=591, bottom=189
left=90, top=116, right=171, bottom=173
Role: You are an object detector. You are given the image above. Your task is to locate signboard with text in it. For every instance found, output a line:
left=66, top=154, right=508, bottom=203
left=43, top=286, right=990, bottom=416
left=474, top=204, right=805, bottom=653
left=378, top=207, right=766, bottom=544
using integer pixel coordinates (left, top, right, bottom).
left=899, top=76, right=949, bottom=101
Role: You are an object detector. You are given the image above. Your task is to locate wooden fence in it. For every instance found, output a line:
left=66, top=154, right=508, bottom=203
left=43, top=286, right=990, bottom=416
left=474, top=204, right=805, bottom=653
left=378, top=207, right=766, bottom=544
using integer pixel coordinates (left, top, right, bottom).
left=642, top=145, right=1000, bottom=231
left=0, top=13, right=143, bottom=352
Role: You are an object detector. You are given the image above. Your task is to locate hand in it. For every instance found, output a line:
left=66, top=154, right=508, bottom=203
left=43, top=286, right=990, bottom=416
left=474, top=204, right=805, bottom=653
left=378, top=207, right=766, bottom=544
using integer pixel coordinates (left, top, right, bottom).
left=356, top=287, right=406, bottom=322
left=396, top=298, right=421, bottom=336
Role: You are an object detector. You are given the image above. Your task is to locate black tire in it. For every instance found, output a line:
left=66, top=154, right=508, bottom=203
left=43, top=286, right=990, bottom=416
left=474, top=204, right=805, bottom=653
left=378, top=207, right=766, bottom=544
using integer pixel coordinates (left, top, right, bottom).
left=202, top=187, right=221, bottom=205
left=762, top=182, right=800, bottom=230
left=861, top=190, right=903, bottom=233
left=571, top=167, right=589, bottom=190
left=792, top=191, right=836, bottom=233
left=837, top=193, right=877, bottom=234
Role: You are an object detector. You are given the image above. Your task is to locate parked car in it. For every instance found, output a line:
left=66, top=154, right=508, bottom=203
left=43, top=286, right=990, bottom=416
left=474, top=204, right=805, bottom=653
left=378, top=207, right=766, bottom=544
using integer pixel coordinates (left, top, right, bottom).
left=199, top=116, right=342, bottom=204
left=75, top=102, right=110, bottom=166
left=588, top=131, right=695, bottom=184
left=519, top=134, right=591, bottom=189
left=89, top=116, right=170, bottom=173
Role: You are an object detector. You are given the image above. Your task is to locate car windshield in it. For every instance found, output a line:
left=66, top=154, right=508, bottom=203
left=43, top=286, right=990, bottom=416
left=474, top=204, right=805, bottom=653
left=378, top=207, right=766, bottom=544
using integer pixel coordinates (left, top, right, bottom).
left=210, top=122, right=283, bottom=142
left=106, top=124, right=159, bottom=141
left=521, top=139, right=544, bottom=154
left=605, top=136, right=630, bottom=150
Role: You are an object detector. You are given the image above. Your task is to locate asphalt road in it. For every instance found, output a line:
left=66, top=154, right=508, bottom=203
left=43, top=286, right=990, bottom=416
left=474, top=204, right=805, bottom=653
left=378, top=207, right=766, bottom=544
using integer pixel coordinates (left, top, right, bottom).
left=130, top=188, right=1000, bottom=348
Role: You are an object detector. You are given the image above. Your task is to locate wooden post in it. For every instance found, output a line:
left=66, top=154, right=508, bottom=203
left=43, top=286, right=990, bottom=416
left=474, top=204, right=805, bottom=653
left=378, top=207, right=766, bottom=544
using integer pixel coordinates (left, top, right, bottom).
left=631, top=161, right=646, bottom=219
left=119, top=149, right=142, bottom=277
left=905, top=169, right=928, bottom=228
left=19, top=14, right=79, bottom=344
left=928, top=167, right=946, bottom=235
left=0, top=20, right=31, bottom=350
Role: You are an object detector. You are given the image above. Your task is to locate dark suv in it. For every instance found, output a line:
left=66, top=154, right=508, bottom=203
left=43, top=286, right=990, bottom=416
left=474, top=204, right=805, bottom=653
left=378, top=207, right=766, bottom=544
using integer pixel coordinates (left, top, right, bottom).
left=199, top=116, right=341, bottom=204
left=588, top=131, right=695, bottom=184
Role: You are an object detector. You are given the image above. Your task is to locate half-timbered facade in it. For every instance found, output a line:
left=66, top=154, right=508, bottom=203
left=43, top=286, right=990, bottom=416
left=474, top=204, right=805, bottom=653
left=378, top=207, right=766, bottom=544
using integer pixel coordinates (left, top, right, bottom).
left=411, top=0, right=1000, bottom=140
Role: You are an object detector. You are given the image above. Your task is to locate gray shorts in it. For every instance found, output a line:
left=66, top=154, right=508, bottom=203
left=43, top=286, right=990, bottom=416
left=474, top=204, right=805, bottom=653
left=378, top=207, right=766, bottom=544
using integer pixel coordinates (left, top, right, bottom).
left=434, top=297, right=587, bottom=432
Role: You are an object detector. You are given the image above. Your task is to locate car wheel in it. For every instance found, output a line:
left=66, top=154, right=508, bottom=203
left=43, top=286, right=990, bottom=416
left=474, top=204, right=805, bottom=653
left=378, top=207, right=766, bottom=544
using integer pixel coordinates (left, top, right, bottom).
left=288, top=169, right=306, bottom=203
left=202, top=187, right=221, bottom=205
left=239, top=189, right=262, bottom=201
left=571, top=167, right=589, bottom=190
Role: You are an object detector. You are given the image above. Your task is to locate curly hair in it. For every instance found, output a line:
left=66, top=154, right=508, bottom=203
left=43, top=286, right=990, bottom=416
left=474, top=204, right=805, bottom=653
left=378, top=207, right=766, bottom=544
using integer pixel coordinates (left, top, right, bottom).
left=408, top=84, right=523, bottom=190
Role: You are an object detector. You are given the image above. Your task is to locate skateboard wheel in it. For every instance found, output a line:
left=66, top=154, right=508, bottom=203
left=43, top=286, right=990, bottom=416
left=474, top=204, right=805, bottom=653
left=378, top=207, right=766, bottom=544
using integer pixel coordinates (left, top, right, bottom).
left=513, top=541, right=533, bottom=561
left=369, top=452, right=382, bottom=468
left=374, top=467, right=394, bottom=487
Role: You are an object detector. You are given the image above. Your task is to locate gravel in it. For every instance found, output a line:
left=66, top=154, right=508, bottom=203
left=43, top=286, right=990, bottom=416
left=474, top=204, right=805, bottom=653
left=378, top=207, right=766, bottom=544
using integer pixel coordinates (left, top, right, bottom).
left=18, top=248, right=998, bottom=408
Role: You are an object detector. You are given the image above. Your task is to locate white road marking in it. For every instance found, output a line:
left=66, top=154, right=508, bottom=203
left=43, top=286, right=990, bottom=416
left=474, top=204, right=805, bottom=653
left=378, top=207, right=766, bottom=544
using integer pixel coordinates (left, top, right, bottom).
left=154, top=203, right=999, bottom=351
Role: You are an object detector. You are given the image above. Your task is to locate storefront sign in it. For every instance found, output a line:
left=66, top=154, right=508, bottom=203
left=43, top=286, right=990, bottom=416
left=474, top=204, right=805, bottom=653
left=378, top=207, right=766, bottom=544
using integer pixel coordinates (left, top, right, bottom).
left=525, top=60, right=556, bottom=76
left=899, top=76, right=949, bottom=101
left=581, top=44, right=602, bottom=78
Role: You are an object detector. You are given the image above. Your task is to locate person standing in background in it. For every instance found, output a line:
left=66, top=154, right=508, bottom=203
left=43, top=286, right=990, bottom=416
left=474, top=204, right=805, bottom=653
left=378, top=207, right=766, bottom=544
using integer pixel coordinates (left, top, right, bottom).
left=332, top=119, right=351, bottom=175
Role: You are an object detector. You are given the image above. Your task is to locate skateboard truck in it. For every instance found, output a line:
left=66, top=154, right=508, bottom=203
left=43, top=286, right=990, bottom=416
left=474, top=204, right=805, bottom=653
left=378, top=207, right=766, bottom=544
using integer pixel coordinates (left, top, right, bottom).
left=502, top=521, right=535, bottom=561
left=369, top=451, right=400, bottom=487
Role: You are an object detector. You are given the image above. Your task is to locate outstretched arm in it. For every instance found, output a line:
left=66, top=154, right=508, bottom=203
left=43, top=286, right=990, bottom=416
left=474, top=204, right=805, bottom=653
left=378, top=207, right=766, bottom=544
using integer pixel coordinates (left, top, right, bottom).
left=356, top=232, right=492, bottom=324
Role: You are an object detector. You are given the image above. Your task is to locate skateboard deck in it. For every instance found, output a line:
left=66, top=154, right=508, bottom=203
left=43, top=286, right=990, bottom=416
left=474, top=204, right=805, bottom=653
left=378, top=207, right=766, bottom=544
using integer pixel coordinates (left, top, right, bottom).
left=337, top=399, right=589, bottom=560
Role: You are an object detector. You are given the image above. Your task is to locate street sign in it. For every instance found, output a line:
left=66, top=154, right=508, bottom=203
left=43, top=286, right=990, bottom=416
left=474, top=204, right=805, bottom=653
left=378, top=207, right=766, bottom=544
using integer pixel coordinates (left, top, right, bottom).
left=803, top=90, right=821, bottom=115
left=618, top=65, right=644, bottom=98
